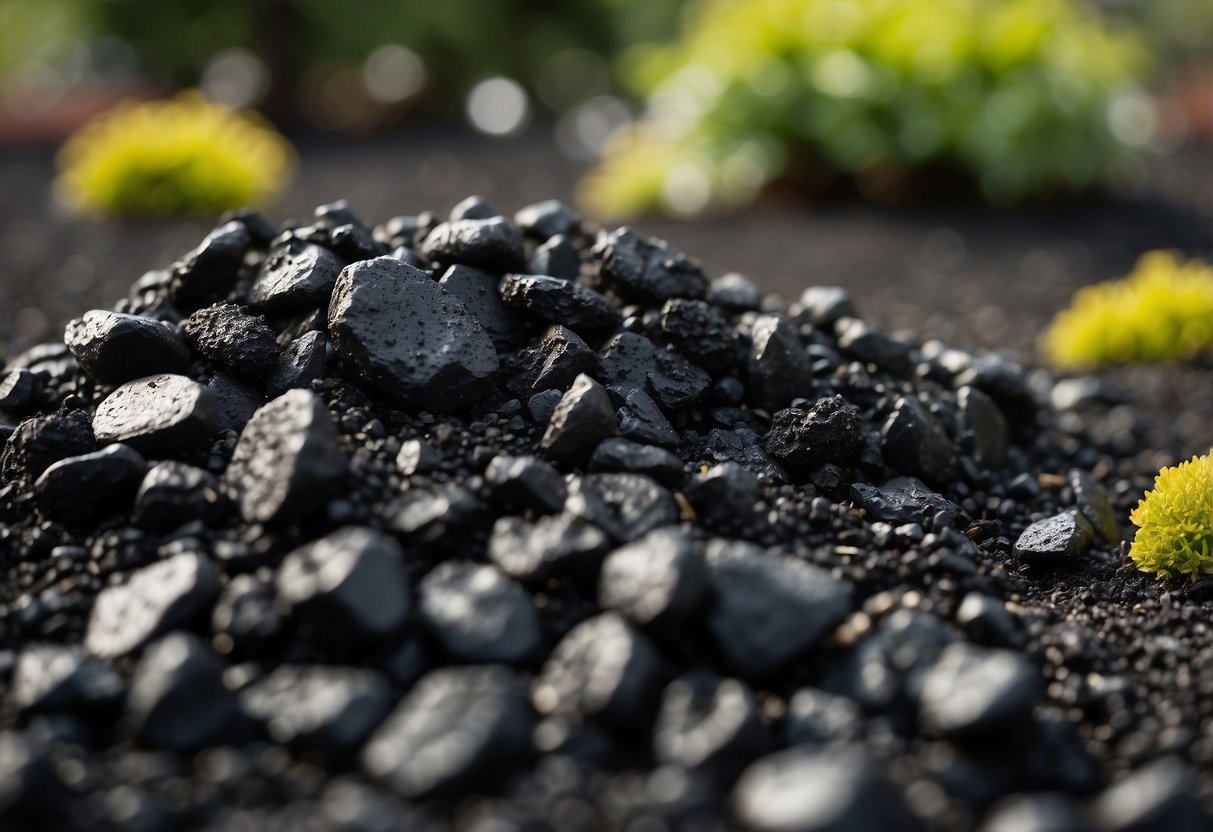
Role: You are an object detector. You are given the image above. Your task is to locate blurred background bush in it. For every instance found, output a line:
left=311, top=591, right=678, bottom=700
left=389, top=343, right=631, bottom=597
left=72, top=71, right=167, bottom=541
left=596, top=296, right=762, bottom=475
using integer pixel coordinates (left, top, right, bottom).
left=0, top=0, right=1210, bottom=217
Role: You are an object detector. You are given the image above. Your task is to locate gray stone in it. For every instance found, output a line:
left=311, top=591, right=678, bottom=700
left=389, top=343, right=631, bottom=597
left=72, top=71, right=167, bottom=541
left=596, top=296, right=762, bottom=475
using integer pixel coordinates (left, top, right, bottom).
left=225, top=389, right=345, bottom=525
left=92, top=374, right=218, bottom=456
left=1013, top=511, right=1094, bottom=566
left=328, top=257, right=499, bottom=411
left=64, top=310, right=190, bottom=384
left=362, top=665, right=532, bottom=798
left=918, top=642, right=1036, bottom=739
left=418, top=562, right=543, bottom=664
left=277, top=526, right=410, bottom=643
left=704, top=540, right=852, bottom=677
left=85, top=551, right=220, bottom=658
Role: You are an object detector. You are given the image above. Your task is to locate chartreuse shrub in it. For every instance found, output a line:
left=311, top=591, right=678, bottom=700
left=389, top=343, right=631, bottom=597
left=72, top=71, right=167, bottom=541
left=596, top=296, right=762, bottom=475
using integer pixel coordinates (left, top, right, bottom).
left=1042, top=252, right=1213, bottom=368
left=581, top=0, right=1149, bottom=216
left=56, top=91, right=294, bottom=217
left=1129, top=452, right=1213, bottom=579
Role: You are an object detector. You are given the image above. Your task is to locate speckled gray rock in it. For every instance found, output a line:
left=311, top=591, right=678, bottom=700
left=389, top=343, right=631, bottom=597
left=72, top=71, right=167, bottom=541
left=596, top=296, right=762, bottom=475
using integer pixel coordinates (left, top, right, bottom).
left=541, top=373, right=617, bottom=464
left=241, top=666, right=396, bottom=755
left=418, top=562, right=543, bottom=664
left=277, top=526, right=410, bottom=642
left=734, top=744, right=914, bottom=832
left=918, top=642, right=1037, bottom=739
left=266, top=330, right=328, bottom=398
left=418, top=216, right=526, bottom=271
left=182, top=302, right=281, bottom=378
left=598, top=528, right=709, bottom=632
left=92, top=374, right=218, bottom=456
left=328, top=256, right=499, bottom=411
left=537, top=612, right=667, bottom=732
left=225, top=389, right=345, bottom=525
left=64, top=310, right=191, bottom=384
left=362, top=665, right=532, bottom=798
left=1013, top=511, right=1094, bottom=566
left=747, top=314, right=812, bottom=412
left=247, top=239, right=344, bottom=313
left=126, top=632, right=244, bottom=751
left=499, top=274, right=622, bottom=338
left=84, top=551, right=220, bottom=659
left=704, top=540, right=852, bottom=677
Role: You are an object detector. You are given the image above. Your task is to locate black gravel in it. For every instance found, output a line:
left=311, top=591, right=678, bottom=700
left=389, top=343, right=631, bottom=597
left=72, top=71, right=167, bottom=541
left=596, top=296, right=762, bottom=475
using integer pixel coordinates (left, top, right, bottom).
left=0, top=194, right=1210, bottom=831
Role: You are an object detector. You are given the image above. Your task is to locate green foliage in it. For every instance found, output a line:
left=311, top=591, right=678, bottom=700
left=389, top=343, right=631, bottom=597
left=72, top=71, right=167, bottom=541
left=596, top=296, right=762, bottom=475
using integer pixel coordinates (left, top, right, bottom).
left=1042, top=251, right=1213, bottom=368
left=581, top=0, right=1150, bottom=216
left=55, top=91, right=294, bottom=216
left=1130, top=452, right=1213, bottom=580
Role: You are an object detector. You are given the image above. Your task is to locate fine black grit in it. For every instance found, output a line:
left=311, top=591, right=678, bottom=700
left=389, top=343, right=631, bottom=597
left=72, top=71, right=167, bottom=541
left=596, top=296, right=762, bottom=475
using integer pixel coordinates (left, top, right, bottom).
left=0, top=196, right=1208, bottom=832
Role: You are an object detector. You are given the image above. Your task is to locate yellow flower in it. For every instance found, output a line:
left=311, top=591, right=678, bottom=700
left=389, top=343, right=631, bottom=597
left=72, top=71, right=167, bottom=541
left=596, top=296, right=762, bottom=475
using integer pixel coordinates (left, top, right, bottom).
left=1042, top=251, right=1213, bottom=368
left=1129, top=452, right=1213, bottom=579
left=56, top=91, right=294, bottom=217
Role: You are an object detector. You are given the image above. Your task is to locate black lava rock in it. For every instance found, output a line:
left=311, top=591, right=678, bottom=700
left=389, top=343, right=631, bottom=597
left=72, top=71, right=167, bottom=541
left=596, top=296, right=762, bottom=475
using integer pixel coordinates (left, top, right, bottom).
left=247, top=239, right=344, bottom=313
left=850, top=476, right=961, bottom=526
left=653, top=672, right=767, bottom=778
left=168, top=220, right=251, bottom=310
left=276, top=527, right=410, bottom=643
left=34, top=443, right=146, bottom=521
left=418, top=561, right=543, bottom=664
left=2, top=408, right=95, bottom=486
left=917, top=642, right=1036, bottom=739
left=881, top=395, right=959, bottom=486
left=487, top=512, right=610, bottom=584
left=747, top=313, right=812, bottom=413
left=507, top=325, right=597, bottom=398
left=91, top=374, right=218, bottom=456
left=439, top=265, right=525, bottom=350
left=183, top=302, right=281, bottom=378
left=763, top=395, right=865, bottom=478
left=514, top=199, right=581, bottom=241
left=541, top=373, right=617, bottom=464
left=1013, top=512, right=1094, bottom=566
left=132, top=461, right=225, bottom=530
left=361, top=665, right=532, bottom=798
left=266, top=330, right=328, bottom=398
left=591, top=227, right=706, bottom=302
left=485, top=454, right=567, bottom=514
left=597, top=527, right=709, bottom=633
left=224, top=389, right=345, bottom=525
left=329, top=257, right=499, bottom=410
left=499, top=273, right=622, bottom=338
left=207, top=371, right=265, bottom=433
left=418, top=217, right=526, bottom=271
left=64, top=310, right=191, bottom=384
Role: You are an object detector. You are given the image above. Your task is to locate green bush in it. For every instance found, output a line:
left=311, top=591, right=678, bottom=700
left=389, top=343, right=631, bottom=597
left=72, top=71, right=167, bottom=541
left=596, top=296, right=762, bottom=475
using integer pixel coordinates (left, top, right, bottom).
left=581, top=0, right=1150, bottom=216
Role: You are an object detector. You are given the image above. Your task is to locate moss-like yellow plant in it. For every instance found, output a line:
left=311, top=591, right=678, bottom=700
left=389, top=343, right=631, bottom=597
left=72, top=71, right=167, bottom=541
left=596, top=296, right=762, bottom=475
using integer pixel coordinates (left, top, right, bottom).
left=1129, top=452, right=1213, bottom=579
left=56, top=91, right=294, bottom=217
left=1042, top=251, right=1213, bottom=368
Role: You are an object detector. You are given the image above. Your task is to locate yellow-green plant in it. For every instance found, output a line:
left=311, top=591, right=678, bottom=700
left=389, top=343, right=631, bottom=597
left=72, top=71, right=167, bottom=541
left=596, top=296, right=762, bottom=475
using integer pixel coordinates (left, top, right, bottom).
left=56, top=91, right=294, bottom=217
left=581, top=0, right=1149, bottom=216
left=1042, top=251, right=1213, bottom=368
left=1129, top=452, right=1213, bottom=579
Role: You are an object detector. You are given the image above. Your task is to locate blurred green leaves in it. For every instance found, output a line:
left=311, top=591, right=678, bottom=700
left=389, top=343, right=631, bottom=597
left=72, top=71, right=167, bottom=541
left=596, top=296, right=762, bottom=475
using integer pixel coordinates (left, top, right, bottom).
left=582, top=0, right=1152, bottom=216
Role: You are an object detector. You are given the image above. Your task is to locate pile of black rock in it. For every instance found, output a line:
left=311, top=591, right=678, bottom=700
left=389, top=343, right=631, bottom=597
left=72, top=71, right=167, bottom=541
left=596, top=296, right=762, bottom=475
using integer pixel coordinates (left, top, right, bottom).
left=0, top=196, right=1207, bottom=831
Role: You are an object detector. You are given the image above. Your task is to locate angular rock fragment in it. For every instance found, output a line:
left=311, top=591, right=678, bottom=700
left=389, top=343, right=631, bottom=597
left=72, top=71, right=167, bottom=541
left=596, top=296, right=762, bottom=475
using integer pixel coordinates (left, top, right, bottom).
left=507, top=325, right=596, bottom=398
left=499, top=274, right=622, bottom=338
left=485, top=454, right=567, bottom=514
left=418, top=217, right=526, bottom=271
left=881, top=396, right=958, bottom=486
left=247, top=239, right=344, bottom=313
left=591, top=227, right=706, bottom=301
left=541, top=373, right=617, bottom=464
left=1013, top=512, right=1094, bottom=566
left=589, top=438, right=683, bottom=485
left=514, top=199, right=580, bottom=241
left=959, top=385, right=1009, bottom=469
left=168, top=220, right=250, bottom=310
left=918, top=643, right=1037, bottom=739
left=2, top=408, right=95, bottom=486
left=1068, top=469, right=1120, bottom=543
left=133, top=461, right=225, bottom=530
left=277, top=527, right=410, bottom=642
left=225, top=389, right=345, bottom=525
left=849, top=477, right=960, bottom=526
left=598, top=528, right=708, bottom=632
left=64, top=310, right=191, bottom=384
left=92, top=374, right=218, bottom=456
left=0, top=368, right=39, bottom=411
left=418, top=562, right=543, bottom=664
left=747, top=314, right=811, bottom=412
left=183, top=302, right=281, bottom=378
left=328, top=257, right=499, bottom=410
left=267, top=330, right=329, bottom=398
left=439, top=265, right=524, bottom=350
left=794, top=285, right=857, bottom=328
left=34, top=443, right=145, bottom=521
left=362, top=665, right=532, bottom=798
left=242, top=666, right=395, bottom=756
left=85, top=551, right=220, bottom=659
left=684, top=461, right=762, bottom=518
left=538, top=612, right=667, bottom=732
left=705, top=540, right=852, bottom=677
left=616, top=387, right=679, bottom=448
left=527, top=234, right=580, bottom=280
left=126, top=633, right=244, bottom=751
left=836, top=317, right=912, bottom=376
left=659, top=298, right=734, bottom=373
left=566, top=472, right=678, bottom=542
left=207, top=371, right=264, bottom=433
left=763, top=395, right=865, bottom=477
